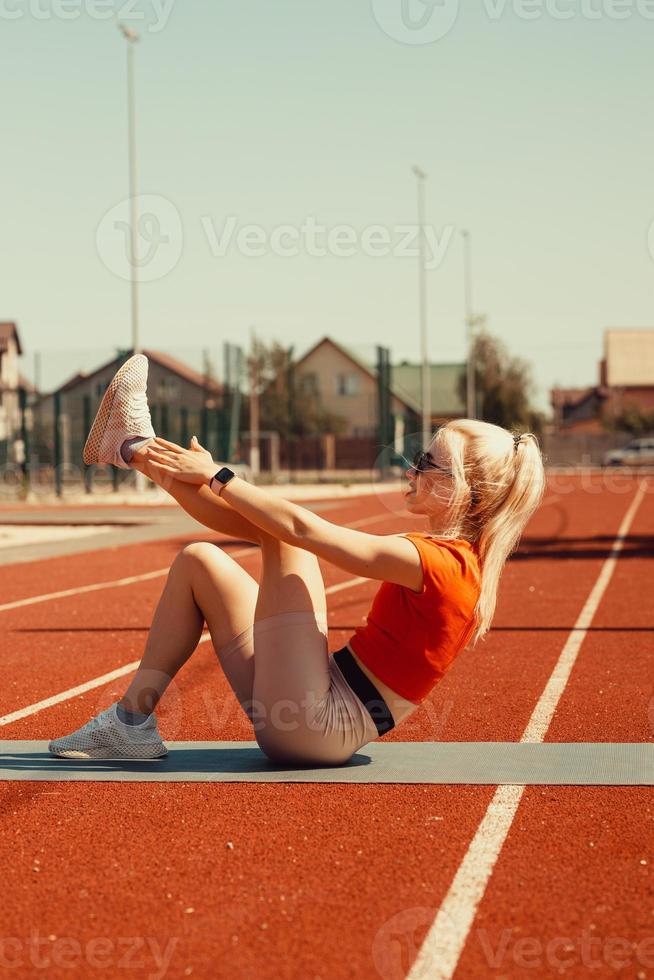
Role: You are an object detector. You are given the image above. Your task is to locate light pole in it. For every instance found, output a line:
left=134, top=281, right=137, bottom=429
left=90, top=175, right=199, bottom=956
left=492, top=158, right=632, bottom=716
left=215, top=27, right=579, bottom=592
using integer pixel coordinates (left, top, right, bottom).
left=462, top=230, right=475, bottom=419
left=413, top=165, right=430, bottom=446
left=118, top=23, right=140, bottom=354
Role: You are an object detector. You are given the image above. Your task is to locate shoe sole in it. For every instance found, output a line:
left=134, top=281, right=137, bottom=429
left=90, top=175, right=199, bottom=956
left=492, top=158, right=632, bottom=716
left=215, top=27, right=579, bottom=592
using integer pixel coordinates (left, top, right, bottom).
left=82, top=354, right=147, bottom=466
left=49, top=750, right=168, bottom=762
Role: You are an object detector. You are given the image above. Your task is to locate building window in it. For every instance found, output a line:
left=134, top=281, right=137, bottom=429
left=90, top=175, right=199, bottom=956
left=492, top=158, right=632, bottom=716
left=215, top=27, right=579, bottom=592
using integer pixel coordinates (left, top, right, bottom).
left=300, top=373, right=319, bottom=396
left=336, top=373, right=360, bottom=396
left=157, top=378, right=180, bottom=402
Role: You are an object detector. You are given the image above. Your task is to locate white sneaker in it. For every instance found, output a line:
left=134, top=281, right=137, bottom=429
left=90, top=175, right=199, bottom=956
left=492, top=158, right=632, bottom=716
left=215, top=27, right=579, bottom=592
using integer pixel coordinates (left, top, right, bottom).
left=83, top=354, right=155, bottom=469
left=49, top=703, right=168, bottom=761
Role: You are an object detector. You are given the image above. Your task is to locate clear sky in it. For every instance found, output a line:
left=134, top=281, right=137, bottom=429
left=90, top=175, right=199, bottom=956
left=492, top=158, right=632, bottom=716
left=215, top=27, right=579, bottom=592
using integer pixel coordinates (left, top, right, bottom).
left=3, top=0, right=654, bottom=410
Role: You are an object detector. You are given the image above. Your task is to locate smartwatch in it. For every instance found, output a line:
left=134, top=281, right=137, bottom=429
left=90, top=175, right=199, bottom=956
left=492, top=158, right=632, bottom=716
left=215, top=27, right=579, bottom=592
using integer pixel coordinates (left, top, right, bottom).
left=209, top=467, right=236, bottom=497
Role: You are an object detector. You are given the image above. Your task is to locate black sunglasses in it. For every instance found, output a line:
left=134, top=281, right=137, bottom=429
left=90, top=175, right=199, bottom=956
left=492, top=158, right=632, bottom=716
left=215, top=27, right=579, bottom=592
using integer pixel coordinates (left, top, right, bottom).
left=410, top=451, right=452, bottom=476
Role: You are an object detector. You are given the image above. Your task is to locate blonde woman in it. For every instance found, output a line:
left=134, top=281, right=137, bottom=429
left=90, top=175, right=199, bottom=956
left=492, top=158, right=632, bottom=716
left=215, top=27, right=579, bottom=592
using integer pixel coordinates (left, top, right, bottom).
left=49, top=355, right=546, bottom=765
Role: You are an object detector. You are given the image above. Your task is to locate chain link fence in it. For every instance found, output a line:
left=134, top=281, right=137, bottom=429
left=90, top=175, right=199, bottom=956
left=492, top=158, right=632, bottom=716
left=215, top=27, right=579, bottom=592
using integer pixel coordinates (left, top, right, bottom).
left=4, top=340, right=647, bottom=501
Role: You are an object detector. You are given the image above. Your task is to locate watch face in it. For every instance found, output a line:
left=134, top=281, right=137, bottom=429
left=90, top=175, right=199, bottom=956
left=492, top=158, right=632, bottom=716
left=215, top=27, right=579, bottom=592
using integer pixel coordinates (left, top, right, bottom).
left=216, top=467, right=234, bottom=484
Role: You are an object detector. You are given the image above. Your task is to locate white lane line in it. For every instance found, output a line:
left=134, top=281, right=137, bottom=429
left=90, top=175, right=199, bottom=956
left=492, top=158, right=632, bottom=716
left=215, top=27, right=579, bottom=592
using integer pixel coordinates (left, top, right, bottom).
left=0, top=516, right=385, bottom=614
left=0, top=575, right=371, bottom=728
left=0, top=569, right=171, bottom=614
left=408, top=479, right=649, bottom=980
left=0, top=660, right=155, bottom=727
left=0, top=544, right=256, bottom=614
left=326, top=576, right=369, bottom=594
left=0, top=634, right=208, bottom=729
left=521, top=483, right=647, bottom=741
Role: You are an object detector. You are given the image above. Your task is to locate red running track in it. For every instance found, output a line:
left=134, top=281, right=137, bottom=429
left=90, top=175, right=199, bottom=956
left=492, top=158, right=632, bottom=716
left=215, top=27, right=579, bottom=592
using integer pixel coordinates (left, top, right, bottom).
left=0, top=475, right=652, bottom=979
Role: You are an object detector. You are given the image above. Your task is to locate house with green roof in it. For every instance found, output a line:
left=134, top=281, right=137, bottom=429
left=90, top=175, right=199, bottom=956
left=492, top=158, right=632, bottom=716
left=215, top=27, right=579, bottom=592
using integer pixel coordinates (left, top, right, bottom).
left=392, top=361, right=466, bottom=421
left=294, top=336, right=466, bottom=444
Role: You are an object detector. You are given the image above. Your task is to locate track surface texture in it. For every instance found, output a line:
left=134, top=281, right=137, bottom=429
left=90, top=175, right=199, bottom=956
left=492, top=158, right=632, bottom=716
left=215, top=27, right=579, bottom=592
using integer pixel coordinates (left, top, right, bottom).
left=0, top=473, right=652, bottom=980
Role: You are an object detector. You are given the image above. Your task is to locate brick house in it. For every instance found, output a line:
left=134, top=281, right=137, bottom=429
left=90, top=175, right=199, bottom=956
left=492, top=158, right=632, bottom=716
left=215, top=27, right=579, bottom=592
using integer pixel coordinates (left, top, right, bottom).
left=551, top=329, right=654, bottom=432
left=550, top=387, right=608, bottom=432
left=0, top=322, right=22, bottom=443
left=599, top=329, right=654, bottom=420
left=0, top=322, right=35, bottom=463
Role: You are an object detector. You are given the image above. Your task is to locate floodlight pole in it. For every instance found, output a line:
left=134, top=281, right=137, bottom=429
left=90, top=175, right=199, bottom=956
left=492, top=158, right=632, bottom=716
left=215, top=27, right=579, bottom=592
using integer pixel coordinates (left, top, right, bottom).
left=462, top=230, right=475, bottom=419
left=119, top=23, right=140, bottom=355
left=413, top=166, right=430, bottom=445
left=118, top=24, right=145, bottom=495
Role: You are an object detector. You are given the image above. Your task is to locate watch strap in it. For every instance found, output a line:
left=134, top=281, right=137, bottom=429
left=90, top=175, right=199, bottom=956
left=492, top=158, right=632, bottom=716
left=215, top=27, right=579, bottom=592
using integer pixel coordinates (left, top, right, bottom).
left=209, top=467, right=235, bottom=497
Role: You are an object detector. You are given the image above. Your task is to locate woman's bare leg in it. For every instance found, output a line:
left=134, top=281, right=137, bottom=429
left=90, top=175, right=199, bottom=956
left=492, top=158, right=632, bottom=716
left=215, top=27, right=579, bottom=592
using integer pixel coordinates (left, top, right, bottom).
left=120, top=542, right=259, bottom=718
left=117, top=444, right=274, bottom=721
left=119, top=443, right=332, bottom=727
left=119, top=532, right=330, bottom=729
left=250, top=536, right=333, bottom=762
left=130, top=445, right=270, bottom=546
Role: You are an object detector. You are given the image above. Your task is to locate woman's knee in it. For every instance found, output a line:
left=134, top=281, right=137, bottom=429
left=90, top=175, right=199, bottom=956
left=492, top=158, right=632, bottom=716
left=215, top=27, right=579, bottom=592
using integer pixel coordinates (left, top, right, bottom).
left=179, top=541, right=220, bottom=566
left=167, top=544, right=230, bottom=600
left=173, top=541, right=236, bottom=581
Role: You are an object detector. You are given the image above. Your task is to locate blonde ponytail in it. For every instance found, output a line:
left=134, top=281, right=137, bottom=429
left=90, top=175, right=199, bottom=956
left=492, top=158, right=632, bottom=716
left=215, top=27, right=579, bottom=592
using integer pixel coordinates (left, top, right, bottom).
left=428, top=421, right=546, bottom=645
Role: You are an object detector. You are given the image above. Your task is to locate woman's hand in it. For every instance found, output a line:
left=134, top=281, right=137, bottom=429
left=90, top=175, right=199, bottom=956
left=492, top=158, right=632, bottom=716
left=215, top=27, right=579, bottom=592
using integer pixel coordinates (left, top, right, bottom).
left=145, top=436, right=217, bottom=485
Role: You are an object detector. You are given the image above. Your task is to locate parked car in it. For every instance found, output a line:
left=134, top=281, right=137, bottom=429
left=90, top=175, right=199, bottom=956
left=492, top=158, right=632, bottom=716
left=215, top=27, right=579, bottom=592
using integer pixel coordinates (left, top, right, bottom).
left=603, top=437, right=654, bottom=467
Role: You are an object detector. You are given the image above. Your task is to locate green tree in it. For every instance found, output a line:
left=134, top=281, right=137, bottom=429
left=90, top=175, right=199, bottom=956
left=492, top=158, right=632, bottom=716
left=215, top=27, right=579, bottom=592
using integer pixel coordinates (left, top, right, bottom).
left=460, top=328, right=544, bottom=434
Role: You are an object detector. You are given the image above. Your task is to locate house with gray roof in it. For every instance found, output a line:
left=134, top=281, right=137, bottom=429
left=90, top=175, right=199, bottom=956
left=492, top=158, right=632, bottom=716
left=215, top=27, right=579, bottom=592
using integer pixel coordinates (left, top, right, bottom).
left=35, top=348, right=225, bottom=467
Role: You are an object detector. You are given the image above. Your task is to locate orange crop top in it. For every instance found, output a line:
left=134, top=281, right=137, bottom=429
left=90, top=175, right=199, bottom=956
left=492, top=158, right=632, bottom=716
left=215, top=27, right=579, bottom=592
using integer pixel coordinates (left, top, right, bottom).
left=347, top=533, right=481, bottom=705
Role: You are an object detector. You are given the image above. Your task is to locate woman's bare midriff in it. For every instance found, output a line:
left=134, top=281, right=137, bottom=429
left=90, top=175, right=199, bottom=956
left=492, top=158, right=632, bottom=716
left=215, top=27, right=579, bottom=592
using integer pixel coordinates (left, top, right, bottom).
left=344, top=641, right=419, bottom=728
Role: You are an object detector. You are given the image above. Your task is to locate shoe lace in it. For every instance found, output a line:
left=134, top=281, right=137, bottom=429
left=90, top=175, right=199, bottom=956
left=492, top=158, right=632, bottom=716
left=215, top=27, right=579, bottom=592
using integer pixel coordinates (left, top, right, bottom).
left=83, top=707, right=112, bottom=735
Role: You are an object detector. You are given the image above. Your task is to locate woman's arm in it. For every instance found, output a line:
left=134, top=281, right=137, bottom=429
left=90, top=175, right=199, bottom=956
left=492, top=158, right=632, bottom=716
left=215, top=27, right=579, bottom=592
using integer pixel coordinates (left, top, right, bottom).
left=145, top=438, right=423, bottom=591
left=221, top=477, right=423, bottom=591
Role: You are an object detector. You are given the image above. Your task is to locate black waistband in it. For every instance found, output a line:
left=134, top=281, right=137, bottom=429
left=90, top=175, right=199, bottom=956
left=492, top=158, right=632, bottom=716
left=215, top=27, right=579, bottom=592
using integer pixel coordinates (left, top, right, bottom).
left=332, top=646, right=395, bottom=737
